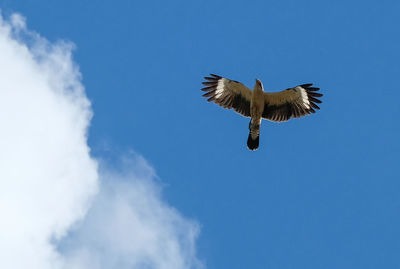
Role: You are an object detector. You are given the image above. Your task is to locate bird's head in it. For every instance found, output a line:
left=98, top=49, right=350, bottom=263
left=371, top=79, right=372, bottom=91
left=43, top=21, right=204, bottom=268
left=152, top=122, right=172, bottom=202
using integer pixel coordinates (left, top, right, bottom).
left=255, top=79, right=264, bottom=91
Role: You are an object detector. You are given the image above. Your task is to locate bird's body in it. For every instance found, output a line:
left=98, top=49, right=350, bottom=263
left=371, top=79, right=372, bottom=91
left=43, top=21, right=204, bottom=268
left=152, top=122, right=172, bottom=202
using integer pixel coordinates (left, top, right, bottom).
left=201, top=74, right=323, bottom=150
left=248, top=81, right=264, bottom=149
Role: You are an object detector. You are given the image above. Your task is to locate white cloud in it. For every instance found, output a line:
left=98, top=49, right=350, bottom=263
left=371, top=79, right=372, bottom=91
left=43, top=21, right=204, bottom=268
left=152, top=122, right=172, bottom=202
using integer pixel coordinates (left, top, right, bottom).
left=60, top=155, right=203, bottom=269
left=0, top=13, right=203, bottom=269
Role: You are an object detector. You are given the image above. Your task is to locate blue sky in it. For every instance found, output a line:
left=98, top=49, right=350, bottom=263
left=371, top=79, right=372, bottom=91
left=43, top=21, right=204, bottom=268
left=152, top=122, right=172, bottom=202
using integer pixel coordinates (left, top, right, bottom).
left=1, top=0, right=400, bottom=268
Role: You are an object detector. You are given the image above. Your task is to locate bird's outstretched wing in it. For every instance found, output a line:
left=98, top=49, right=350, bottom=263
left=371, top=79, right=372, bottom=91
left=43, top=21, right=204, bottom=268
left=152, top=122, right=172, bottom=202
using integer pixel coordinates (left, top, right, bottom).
left=201, top=74, right=252, bottom=117
left=262, top=84, right=323, bottom=122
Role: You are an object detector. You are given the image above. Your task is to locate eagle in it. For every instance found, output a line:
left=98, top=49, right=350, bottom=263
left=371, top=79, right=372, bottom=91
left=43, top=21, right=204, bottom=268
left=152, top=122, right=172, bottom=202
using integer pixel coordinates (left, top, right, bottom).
left=201, top=74, right=323, bottom=150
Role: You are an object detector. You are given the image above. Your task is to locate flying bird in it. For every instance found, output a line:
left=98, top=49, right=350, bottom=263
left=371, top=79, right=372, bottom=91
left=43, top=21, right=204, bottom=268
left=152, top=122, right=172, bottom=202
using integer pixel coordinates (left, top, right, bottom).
left=201, top=74, right=323, bottom=150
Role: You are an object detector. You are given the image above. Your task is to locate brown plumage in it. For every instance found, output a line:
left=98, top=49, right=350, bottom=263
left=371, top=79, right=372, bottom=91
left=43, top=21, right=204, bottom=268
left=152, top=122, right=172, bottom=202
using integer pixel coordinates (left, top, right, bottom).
left=201, top=74, right=323, bottom=150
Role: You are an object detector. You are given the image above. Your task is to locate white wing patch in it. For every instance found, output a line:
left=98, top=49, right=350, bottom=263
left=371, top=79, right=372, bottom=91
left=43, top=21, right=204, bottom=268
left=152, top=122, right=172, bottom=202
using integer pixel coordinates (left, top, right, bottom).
left=297, top=86, right=310, bottom=109
left=215, top=78, right=226, bottom=99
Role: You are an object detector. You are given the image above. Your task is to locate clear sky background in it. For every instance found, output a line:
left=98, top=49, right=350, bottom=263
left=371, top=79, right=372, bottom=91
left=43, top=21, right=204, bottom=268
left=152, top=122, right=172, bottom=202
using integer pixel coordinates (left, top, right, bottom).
left=1, top=0, right=400, bottom=268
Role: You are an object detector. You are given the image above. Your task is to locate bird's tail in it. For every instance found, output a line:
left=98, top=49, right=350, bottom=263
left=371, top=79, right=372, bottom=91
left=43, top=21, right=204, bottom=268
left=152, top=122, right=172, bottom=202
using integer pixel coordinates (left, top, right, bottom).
left=247, top=119, right=260, bottom=151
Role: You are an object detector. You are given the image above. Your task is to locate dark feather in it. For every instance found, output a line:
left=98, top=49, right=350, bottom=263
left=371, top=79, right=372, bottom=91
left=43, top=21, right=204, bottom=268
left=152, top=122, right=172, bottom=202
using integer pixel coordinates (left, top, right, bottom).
left=202, top=81, right=216, bottom=86
left=309, top=97, right=322, bottom=103
left=308, top=92, right=323, bottom=97
left=300, top=83, right=313, bottom=88
left=201, top=86, right=215, bottom=91
left=202, top=90, right=216, bottom=97
left=310, top=103, right=320, bottom=109
left=210, top=74, right=221, bottom=79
